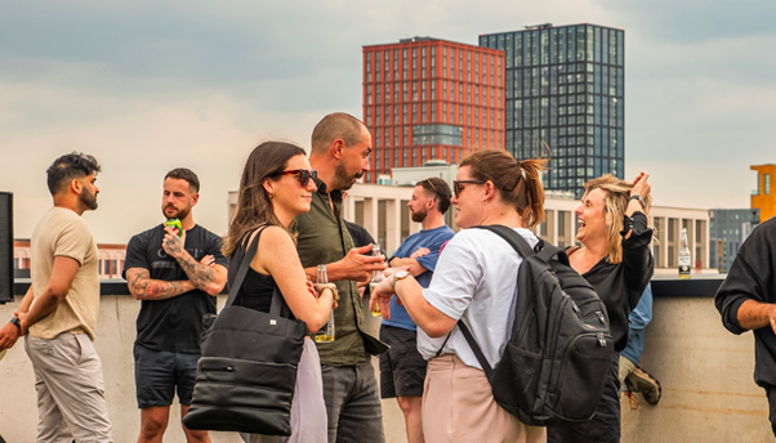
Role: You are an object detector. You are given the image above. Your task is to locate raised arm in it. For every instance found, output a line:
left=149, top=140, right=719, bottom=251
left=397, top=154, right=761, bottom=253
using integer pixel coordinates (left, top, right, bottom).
left=161, top=227, right=227, bottom=296
left=125, top=267, right=195, bottom=301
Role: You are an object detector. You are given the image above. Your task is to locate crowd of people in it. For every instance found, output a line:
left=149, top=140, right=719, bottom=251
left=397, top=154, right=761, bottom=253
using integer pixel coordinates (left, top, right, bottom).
left=0, top=111, right=663, bottom=443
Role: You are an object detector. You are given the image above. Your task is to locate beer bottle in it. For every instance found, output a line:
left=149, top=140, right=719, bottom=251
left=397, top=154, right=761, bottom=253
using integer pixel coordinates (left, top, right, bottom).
left=678, top=228, right=691, bottom=279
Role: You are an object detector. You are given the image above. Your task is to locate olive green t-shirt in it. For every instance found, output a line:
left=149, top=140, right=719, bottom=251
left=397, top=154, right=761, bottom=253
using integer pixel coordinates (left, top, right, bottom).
left=293, top=178, right=386, bottom=366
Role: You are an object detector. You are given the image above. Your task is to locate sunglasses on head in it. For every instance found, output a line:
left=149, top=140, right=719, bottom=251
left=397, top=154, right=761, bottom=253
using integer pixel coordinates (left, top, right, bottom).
left=275, top=169, right=318, bottom=187
left=453, top=179, right=485, bottom=198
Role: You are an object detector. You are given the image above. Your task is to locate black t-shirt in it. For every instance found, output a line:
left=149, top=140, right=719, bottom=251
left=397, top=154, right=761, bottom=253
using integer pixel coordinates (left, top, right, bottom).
left=123, top=224, right=228, bottom=354
left=344, top=220, right=376, bottom=248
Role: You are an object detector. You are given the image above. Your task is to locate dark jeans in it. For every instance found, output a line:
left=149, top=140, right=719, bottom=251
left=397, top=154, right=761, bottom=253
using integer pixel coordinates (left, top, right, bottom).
left=547, top=351, right=621, bottom=443
left=767, top=385, right=776, bottom=437
left=321, top=359, right=385, bottom=443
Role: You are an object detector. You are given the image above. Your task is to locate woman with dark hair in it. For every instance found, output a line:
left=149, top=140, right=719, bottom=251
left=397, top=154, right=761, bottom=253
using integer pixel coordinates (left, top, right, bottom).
left=372, top=149, right=547, bottom=443
left=547, top=173, right=654, bottom=443
left=224, top=141, right=336, bottom=443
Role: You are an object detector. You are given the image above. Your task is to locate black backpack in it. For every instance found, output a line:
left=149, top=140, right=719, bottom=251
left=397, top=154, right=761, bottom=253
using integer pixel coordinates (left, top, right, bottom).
left=459, top=225, right=614, bottom=427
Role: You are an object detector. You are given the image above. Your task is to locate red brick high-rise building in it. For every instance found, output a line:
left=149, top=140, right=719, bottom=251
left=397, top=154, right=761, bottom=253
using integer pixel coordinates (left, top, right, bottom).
left=362, top=37, right=505, bottom=183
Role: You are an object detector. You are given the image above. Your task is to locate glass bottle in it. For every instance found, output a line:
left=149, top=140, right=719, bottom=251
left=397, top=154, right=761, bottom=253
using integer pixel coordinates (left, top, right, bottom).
left=678, top=228, right=691, bottom=279
left=370, top=243, right=384, bottom=317
left=314, top=264, right=336, bottom=342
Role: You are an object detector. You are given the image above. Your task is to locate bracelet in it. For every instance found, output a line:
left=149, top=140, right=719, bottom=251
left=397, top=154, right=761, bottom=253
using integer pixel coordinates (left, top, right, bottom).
left=9, top=317, right=21, bottom=331
left=319, top=284, right=339, bottom=302
left=628, top=194, right=646, bottom=210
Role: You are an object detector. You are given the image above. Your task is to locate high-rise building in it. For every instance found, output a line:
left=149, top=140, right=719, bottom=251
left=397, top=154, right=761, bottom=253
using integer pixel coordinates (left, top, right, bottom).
left=708, top=208, right=759, bottom=273
left=751, top=164, right=776, bottom=222
left=479, top=23, right=625, bottom=196
left=362, top=37, right=505, bottom=184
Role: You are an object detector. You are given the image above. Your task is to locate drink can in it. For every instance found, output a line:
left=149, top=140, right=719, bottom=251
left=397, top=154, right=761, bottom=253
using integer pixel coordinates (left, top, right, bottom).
left=165, top=218, right=183, bottom=237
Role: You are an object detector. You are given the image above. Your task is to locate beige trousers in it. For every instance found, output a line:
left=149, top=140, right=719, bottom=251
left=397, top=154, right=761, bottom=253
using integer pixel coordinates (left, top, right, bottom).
left=24, top=333, right=112, bottom=443
left=423, top=354, right=546, bottom=443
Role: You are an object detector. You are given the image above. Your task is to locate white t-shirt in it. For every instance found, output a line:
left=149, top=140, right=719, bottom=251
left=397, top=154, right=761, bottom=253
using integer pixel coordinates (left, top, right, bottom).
left=418, top=226, right=539, bottom=370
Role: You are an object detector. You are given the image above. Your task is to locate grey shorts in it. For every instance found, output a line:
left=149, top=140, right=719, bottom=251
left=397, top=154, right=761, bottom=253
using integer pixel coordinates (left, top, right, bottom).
left=133, top=342, right=200, bottom=409
left=379, top=324, right=427, bottom=398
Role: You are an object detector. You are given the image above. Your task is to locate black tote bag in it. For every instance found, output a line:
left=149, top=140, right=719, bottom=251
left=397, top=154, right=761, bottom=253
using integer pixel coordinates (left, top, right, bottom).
left=183, top=226, right=308, bottom=435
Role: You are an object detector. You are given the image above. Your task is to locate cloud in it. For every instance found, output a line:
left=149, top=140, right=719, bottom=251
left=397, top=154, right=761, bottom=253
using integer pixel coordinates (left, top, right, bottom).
left=599, top=0, right=776, bottom=43
left=1, top=0, right=774, bottom=244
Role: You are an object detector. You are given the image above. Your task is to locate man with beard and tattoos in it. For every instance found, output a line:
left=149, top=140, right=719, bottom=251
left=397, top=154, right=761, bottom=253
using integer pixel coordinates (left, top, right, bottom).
left=123, top=168, right=227, bottom=443
left=13, top=152, right=113, bottom=442
left=294, top=112, right=389, bottom=443
left=380, top=177, right=454, bottom=443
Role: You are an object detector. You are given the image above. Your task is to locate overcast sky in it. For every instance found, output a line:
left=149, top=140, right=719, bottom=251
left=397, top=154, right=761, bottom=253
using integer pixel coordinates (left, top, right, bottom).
left=2, top=0, right=775, bottom=243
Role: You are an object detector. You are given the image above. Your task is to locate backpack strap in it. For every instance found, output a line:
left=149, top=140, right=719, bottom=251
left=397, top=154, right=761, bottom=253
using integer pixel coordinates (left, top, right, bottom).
left=457, top=320, right=494, bottom=378
left=472, top=225, right=538, bottom=259
left=452, top=225, right=537, bottom=378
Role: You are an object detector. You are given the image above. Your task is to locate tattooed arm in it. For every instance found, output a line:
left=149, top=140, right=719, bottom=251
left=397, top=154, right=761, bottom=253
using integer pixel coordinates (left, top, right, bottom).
left=125, top=267, right=195, bottom=301
left=162, top=229, right=227, bottom=296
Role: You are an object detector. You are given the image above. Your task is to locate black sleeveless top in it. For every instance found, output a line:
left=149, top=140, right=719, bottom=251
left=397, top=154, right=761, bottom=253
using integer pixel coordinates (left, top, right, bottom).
left=229, top=226, right=295, bottom=320
left=234, top=268, right=277, bottom=313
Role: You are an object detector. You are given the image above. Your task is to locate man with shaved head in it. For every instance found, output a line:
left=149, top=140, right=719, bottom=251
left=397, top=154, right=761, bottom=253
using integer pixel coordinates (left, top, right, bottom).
left=294, top=112, right=389, bottom=443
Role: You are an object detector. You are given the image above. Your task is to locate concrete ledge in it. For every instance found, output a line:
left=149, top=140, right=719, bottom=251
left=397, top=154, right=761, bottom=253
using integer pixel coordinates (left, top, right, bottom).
left=2, top=278, right=773, bottom=442
left=651, top=275, right=724, bottom=298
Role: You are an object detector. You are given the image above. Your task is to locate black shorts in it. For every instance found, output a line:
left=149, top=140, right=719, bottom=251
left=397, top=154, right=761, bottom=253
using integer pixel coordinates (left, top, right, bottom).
left=133, top=343, right=200, bottom=409
left=378, top=324, right=427, bottom=398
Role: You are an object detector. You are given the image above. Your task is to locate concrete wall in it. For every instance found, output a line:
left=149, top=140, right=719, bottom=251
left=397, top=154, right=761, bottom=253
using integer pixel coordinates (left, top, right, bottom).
left=1, top=289, right=772, bottom=442
left=0, top=293, right=406, bottom=443
left=621, top=296, right=771, bottom=442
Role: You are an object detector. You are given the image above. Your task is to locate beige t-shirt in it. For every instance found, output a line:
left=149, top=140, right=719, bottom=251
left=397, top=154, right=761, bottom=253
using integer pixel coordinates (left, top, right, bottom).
left=29, top=207, right=100, bottom=341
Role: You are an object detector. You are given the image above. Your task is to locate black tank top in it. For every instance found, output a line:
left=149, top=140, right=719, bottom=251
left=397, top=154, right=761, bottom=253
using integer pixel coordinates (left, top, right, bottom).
left=234, top=268, right=277, bottom=313
left=229, top=226, right=295, bottom=319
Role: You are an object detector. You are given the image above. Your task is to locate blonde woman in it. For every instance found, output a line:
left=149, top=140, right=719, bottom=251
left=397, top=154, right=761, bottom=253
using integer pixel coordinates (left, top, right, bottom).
left=547, top=173, right=654, bottom=443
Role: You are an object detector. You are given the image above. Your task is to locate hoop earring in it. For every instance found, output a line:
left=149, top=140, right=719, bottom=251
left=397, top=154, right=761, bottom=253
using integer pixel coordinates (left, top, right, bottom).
left=268, top=193, right=275, bottom=200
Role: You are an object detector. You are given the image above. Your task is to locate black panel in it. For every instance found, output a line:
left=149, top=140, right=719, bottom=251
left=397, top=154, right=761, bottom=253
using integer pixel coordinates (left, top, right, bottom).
left=0, top=192, right=12, bottom=303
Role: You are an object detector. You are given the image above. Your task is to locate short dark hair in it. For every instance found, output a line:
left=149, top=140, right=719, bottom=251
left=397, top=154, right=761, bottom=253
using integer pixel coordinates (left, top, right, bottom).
left=311, top=112, right=367, bottom=154
left=417, top=177, right=452, bottom=214
left=165, top=168, right=200, bottom=193
left=46, top=152, right=102, bottom=196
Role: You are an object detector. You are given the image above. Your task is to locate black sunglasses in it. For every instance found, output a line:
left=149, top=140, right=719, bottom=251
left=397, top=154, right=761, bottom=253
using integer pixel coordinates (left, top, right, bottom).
left=275, top=169, right=318, bottom=187
left=453, top=179, right=486, bottom=198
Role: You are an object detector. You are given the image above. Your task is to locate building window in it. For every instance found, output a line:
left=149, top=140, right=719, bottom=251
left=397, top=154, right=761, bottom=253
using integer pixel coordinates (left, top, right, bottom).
left=767, top=173, right=771, bottom=195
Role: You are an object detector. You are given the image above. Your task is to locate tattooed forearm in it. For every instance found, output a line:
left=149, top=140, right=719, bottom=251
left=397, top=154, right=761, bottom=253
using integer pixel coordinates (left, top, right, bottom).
left=178, top=255, right=218, bottom=290
left=126, top=268, right=191, bottom=301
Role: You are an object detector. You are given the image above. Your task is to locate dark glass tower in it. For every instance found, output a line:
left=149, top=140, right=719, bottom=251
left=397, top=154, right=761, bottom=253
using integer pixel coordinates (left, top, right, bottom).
left=480, top=24, right=624, bottom=196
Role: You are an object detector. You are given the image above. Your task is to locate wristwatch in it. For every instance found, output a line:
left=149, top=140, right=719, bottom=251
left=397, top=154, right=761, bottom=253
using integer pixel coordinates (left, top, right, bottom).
left=9, top=317, right=21, bottom=330
left=392, top=270, right=410, bottom=287
left=628, top=194, right=646, bottom=210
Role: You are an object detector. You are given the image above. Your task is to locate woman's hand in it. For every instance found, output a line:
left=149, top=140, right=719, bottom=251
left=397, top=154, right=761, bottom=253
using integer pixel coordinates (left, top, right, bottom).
left=370, top=278, right=396, bottom=320
left=313, top=283, right=339, bottom=309
left=369, top=265, right=412, bottom=317
left=631, top=172, right=651, bottom=200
